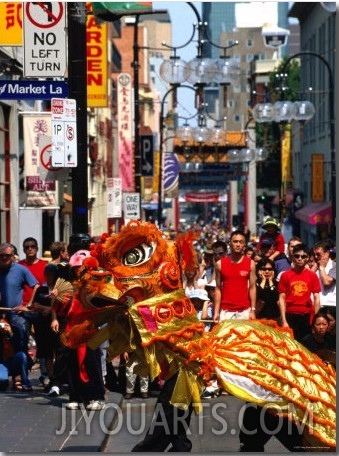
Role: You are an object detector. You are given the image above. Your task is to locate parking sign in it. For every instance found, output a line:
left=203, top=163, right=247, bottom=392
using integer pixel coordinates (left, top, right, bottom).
left=51, top=98, right=77, bottom=167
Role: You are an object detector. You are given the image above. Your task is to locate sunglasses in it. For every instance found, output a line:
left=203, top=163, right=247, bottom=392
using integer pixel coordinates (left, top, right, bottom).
left=294, top=254, right=308, bottom=259
left=24, top=244, right=37, bottom=249
left=0, top=253, right=13, bottom=258
left=260, top=267, right=273, bottom=271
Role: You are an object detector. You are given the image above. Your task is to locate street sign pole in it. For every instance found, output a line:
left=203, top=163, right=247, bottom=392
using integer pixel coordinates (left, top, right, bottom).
left=68, top=2, right=88, bottom=234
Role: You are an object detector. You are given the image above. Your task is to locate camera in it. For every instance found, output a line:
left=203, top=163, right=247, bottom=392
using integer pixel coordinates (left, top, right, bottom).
left=262, top=26, right=290, bottom=48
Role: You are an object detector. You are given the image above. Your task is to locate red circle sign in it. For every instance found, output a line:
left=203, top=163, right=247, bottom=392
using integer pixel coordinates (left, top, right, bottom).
left=40, top=144, right=62, bottom=171
left=25, top=2, right=64, bottom=29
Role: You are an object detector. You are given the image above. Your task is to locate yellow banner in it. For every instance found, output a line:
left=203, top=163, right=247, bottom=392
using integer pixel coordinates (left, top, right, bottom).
left=86, top=3, right=108, bottom=107
left=311, top=154, right=324, bottom=202
left=281, top=128, right=291, bottom=184
left=0, top=2, right=23, bottom=45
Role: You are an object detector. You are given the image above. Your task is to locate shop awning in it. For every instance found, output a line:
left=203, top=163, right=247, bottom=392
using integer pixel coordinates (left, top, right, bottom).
left=92, top=2, right=152, bottom=21
left=294, top=202, right=332, bottom=225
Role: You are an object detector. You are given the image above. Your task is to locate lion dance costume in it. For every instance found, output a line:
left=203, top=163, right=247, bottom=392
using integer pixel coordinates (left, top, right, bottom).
left=61, top=221, right=335, bottom=451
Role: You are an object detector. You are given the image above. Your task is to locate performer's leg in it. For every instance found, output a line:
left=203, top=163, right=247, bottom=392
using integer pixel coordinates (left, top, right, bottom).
left=239, top=403, right=271, bottom=451
left=131, top=372, right=193, bottom=452
left=239, top=404, right=304, bottom=452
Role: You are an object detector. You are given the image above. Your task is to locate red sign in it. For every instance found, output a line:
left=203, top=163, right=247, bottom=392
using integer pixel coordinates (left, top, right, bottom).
left=185, top=192, right=220, bottom=202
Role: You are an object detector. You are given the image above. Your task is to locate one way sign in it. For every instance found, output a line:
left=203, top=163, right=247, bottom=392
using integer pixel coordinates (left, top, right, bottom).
left=141, top=135, right=154, bottom=177
left=123, top=193, right=140, bottom=220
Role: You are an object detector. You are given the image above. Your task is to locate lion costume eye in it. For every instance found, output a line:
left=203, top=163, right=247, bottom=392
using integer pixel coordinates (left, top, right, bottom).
left=122, top=242, right=156, bottom=267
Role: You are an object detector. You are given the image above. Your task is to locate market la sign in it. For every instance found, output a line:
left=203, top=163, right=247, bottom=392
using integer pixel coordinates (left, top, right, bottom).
left=0, top=81, right=68, bottom=100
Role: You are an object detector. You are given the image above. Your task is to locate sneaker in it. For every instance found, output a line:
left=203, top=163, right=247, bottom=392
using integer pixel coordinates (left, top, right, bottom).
left=141, top=392, right=149, bottom=399
left=201, top=390, right=216, bottom=399
left=86, top=400, right=105, bottom=411
left=124, top=392, right=133, bottom=399
left=65, top=402, right=80, bottom=410
left=47, top=386, right=60, bottom=397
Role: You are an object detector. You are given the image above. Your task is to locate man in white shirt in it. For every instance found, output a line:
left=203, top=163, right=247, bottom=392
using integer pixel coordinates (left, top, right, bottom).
left=312, top=240, right=336, bottom=307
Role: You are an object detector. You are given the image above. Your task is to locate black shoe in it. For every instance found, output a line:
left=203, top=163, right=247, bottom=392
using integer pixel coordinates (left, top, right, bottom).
left=124, top=392, right=133, bottom=399
left=141, top=392, right=149, bottom=399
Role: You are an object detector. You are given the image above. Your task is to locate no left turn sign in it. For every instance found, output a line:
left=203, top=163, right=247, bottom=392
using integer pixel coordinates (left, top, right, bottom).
left=25, top=2, right=64, bottom=28
left=23, top=2, right=67, bottom=77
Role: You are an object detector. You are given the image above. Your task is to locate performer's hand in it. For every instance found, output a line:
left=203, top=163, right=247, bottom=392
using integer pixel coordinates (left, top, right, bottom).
left=249, top=309, right=256, bottom=320
left=51, top=318, right=59, bottom=333
left=213, top=312, right=220, bottom=323
left=12, top=304, right=29, bottom=313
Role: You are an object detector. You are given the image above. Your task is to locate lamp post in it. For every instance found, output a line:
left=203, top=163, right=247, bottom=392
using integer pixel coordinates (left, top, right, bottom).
left=282, top=52, right=335, bottom=239
left=156, top=2, right=241, bottom=228
left=157, top=85, right=196, bottom=227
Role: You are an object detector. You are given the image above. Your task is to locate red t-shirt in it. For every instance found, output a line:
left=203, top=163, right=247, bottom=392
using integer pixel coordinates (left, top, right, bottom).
left=258, top=232, right=285, bottom=253
left=220, top=256, right=251, bottom=311
left=19, top=258, right=48, bottom=304
left=278, top=268, right=321, bottom=314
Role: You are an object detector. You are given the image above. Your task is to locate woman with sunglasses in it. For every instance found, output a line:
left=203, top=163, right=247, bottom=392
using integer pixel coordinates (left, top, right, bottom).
left=278, top=244, right=321, bottom=342
left=255, top=259, right=280, bottom=321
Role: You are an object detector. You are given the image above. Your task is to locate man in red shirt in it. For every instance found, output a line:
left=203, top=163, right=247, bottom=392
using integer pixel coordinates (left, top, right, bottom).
left=278, top=243, right=321, bottom=342
left=19, top=237, right=48, bottom=306
left=213, top=230, right=256, bottom=322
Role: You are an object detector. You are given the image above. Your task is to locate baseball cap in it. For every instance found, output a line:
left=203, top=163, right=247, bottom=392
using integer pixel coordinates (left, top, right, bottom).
left=69, top=250, right=91, bottom=268
left=188, top=289, right=209, bottom=301
left=262, top=217, right=278, bottom=228
left=261, top=238, right=275, bottom=247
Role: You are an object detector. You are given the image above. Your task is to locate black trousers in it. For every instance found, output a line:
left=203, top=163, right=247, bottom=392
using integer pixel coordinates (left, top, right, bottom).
left=286, top=313, right=311, bottom=342
left=132, top=372, right=193, bottom=452
left=67, top=346, right=105, bottom=403
left=239, top=403, right=304, bottom=452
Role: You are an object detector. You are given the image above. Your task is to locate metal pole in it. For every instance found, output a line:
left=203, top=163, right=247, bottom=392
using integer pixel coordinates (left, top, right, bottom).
left=157, top=85, right=195, bottom=228
left=282, top=51, right=335, bottom=238
left=68, top=3, right=88, bottom=234
left=133, top=15, right=141, bottom=216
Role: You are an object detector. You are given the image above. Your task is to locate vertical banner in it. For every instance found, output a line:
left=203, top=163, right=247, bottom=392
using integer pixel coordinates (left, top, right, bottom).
left=311, top=154, right=324, bottom=202
left=0, top=2, right=23, bottom=45
left=117, top=73, right=134, bottom=191
left=22, top=113, right=58, bottom=206
left=107, top=177, right=122, bottom=218
left=281, top=127, right=291, bottom=186
left=86, top=2, right=108, bottom=107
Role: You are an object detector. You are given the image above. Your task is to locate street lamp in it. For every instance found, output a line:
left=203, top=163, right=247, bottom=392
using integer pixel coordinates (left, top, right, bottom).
left=253, top=51, right=335, bottom=237
left=283, top=52, right=335, bottom=239
left=156, top=2, right=241, bottom=227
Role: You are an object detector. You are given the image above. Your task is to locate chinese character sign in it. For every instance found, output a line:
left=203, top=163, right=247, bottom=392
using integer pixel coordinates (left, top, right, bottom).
left=117, top=73, right=134, bottom=191
left=22, top=113, right=58, bottom=206
left=0, top=2, right=23, bottom=45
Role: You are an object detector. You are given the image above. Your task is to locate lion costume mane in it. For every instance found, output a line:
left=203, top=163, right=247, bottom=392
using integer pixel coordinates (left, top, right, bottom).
left=62, top=220, right=336, bottom=450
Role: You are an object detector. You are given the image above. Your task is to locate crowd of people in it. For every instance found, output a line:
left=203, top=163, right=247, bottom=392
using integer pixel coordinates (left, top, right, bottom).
left=182, top=216, right=336, bottom=355
left=0, top=216, right=336, bottom=422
